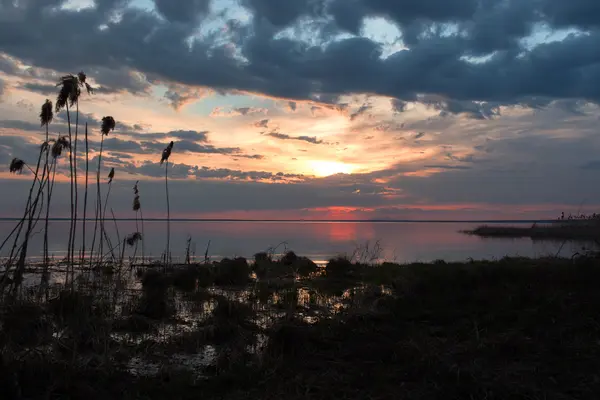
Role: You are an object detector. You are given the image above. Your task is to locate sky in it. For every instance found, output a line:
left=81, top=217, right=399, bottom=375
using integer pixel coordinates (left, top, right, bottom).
left=2, top=0, right=600, bottom=220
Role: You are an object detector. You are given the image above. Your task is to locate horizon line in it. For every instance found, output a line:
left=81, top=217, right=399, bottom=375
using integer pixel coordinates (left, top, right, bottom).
left=0, top=218, right=555, bottom=223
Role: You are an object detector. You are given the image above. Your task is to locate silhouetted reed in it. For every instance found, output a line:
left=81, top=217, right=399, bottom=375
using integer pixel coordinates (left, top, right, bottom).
left=40, top=100, right=53, bottom=283
left=90, top=116, right=115, bottom=267
left=81, top=123, right=90, bottom=264
left=8, top=158, right=24, bottom=174
left=160, top=141, right=174, bottom=267
left=132, top=181, right=145, bottom=263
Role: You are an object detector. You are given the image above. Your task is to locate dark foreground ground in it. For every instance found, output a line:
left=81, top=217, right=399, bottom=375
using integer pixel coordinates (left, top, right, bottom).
left=2, top=253, right=600, bottom=399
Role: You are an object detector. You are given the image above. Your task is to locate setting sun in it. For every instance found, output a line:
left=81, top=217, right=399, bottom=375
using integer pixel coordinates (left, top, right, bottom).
left=309, top=161, right=355, bottom=177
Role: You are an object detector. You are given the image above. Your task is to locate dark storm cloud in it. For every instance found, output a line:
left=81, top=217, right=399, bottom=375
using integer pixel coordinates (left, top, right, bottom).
left=328, top=0, right=479, bottom=36
left=580, top=160, right=600, bottom=170
left=153, top=0, right=211, bottom=24
left=18, top=69, right=149, bottom=96
left=423, top=97, right=501, bottom=120
left=541, top=0, right=600, bottom=29
left=242, top=0, right=318, bottom=27
left=3, top=0, right=600, bottom=111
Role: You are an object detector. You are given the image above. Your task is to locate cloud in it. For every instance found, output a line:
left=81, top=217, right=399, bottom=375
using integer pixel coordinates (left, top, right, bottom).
left=391, top=99, right=408, bottom=113
left=0, top=78, right=5, bottom=101
left=265, top=130, right=325, bottom=145
left=0, top=120, right=41, bottom=131
left=88, top=66, right=152, bottom=95
left=15, top=98, right=33, bottom=111
left=127, top=130, right=209, bottom=142
left=164, top=84, right=212, bottom=110
left=242, top=0, right=318, bottom=27
left=580, top=161, right=600, bottom=170
left=129, top=161, right=304, bottom=182
left=254, top=119, right=270, bottom=128
left=4, top=0, right=600, bottom=110
left=422, top=96, right=501, bottom=120
left=0, top=53, right=19, bottom=75
left=153, top=0, right=211, bottom=24
left=211, top=107, right=268, bottom=117
left=350, top=103, right=372, bottom=121
left=18, top=83, right=55, bottom=96
left=3, top=0, right=600, bottom=220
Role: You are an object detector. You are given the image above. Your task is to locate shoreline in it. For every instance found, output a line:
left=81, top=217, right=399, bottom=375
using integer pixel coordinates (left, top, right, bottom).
left=0, top=218, right=557, bottom=223
left=464, top=222, right=600, bottom=241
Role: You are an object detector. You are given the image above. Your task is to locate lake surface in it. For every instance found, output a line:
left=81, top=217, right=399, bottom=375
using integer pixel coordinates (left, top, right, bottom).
left=0, top=220, right=583, bottom=264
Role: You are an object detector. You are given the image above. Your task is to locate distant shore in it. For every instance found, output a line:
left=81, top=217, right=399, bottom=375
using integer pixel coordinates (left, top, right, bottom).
left=464, top=221, right=600, bottom=241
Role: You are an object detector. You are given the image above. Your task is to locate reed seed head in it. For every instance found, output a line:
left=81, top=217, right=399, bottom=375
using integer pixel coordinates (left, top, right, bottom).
left=101, top=116, right=116, bottom=136
left=126, top=232, right=143, bottom=247
left=40, top=99, right=53, bottom=127
left=160, top=141, right=174, bottom=165
left=133, top=181, right=141, bottom=211
left=108, top=167, right=115, bottom=183
left=52, top=136, right=70, bottom=158
left=9, top=158, right=25, bottom=174
left=56, top=74, right=80, bottom=112
left=77, top=71, right=94, bottom=94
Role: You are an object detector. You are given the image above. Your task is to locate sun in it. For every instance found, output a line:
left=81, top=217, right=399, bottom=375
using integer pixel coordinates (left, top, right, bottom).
left=309, top=160, right=355, bottom=177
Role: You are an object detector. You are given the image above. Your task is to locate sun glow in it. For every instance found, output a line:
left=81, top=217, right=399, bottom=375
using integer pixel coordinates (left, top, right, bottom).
left=309, top=160, right=355, bottom=177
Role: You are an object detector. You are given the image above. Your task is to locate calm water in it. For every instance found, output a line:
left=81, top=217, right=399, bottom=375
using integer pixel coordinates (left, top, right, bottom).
left=0, top=220, right=581, bottom=264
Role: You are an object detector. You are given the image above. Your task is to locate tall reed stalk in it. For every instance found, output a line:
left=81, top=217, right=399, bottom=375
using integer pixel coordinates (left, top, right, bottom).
left=12, top=146, right=49, bottom=292
left=132, top=181, right=144, bottom=264
left=81, top=123, right=89, bottom=263
left=71, top=72, right=92, bottom=266
left=40, top=100, right=53, bottom=292
left=101, top=168, right=117, bottom=263
left=0, top=156, right=47, bottom=295
left=55, top=73, right=92, bottom=281
left=90, top=116, right=115, bottom=266
left=160, top=141, right=174, bottom=268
